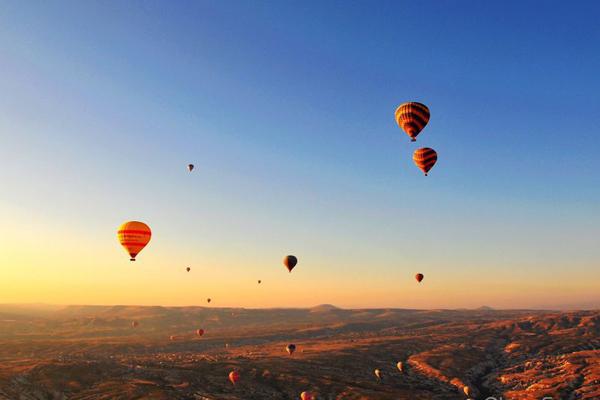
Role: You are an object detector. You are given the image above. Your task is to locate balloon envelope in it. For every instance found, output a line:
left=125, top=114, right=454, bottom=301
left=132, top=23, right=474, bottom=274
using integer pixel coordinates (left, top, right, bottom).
left=186, top=267, right=191, bottom=272
left=300, top=392, right=314, bottom=400
left=229, top=371, right=240, bottom=385
left=131, top=321, right=139, bottom=328
left=283, top=255, right=298, bottom=272
left=415, top=273, right=424, bottom=283
left=207, top=298, right=211, bottom=303
left=395, top=102, right=430, bottom=141
left=188, top=164, right=194, bottom=172
left=374, top=369, right=382, bottom=379
left=397, top=361, right=403, bottom=372
left=196, top=329, right=204, bottom=337
left=117, top=221, right=151, bottom=261
left=286, top=344, right=296, bottom=355
left=413, top=148, right=438, bottom=176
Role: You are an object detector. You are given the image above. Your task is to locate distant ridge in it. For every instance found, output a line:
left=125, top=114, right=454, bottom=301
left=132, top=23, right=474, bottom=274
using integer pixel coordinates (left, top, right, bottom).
left=310, top=304, right=341, bottom=312
left=477, top=305, right=494, bottom=311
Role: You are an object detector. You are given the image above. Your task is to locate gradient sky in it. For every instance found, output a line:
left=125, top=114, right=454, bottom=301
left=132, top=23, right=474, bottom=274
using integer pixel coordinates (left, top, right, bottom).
left=1, top=1, right=599, bottom=309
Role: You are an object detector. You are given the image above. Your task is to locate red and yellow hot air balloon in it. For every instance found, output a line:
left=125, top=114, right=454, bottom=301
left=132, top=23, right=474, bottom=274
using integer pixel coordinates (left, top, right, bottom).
left=196, top=328, right=204, bottom=337
left=283, top=255, right=298, bottom=273
left=117, top=221, right=151, bottom=261
left=413, top=148, right=438, bottom=176
left=228, top=370, right=240, bottom=385
left=395, top=102, right=430, bottom=142
left=415, top=273, right=424, bottom=283
left=300, top=392, right=314, bottom=400
left=131, top=321, right=139, bottom=328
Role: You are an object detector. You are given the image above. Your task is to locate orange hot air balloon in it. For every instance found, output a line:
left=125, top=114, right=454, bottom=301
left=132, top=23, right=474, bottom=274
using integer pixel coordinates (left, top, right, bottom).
left=258, top=279, right=261, bottom=284
left=117, top=221, right=151, bottom=261
left=207, top=298, right=211, bottom=304
left=415, top=273, right=424, bottom=283
left=228, top=371, right=240, bottom=385
left=396, top=361, right=404, bottom=373
left=300, top=392, right=314, bottom=400
left=188, top=164, right=194, bottom=172
left=131, top=321, right=139, bottom=328
left=463, top=386, right=471, bottom=397
left=186, top=267, right=191, bottom=272
left=374, top=368, right=382, bottom=380
left=395, top=102, right=430, bottom=142
left=283, top=255, right=298, bottom=272
left=196, top=329, right=204, bottom=337
left=413, top=147, right=438, bottom=176
left=169, top=335, right=176, bottom=341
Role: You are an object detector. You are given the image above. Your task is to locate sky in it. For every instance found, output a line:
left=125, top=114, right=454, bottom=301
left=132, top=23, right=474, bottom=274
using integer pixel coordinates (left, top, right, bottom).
left=1, top=0, right=599, bottom=309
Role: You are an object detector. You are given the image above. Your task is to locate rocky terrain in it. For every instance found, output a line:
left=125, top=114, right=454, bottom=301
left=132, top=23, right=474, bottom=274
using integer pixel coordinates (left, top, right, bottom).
left=0, top=305, right=598, bottom=399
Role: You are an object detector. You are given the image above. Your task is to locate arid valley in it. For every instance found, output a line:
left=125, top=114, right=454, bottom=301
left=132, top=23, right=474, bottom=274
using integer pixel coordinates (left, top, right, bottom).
left=1, top=305, right=599, bottom=399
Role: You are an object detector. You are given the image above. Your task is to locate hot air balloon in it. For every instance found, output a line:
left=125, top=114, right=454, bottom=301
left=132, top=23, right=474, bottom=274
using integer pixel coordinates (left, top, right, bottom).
left=300, top=392, right=314, bottom=400
left=374, top=369, right=382, bottom=380
left=117, top=221, right=151, bottom=261
left=169, top=335, right=176, bottom=341
left=395, top=102, right=430, bottom=142
left=286, top=344, right=296, bottom=355
left=196, top=329, right=204, bottom=337
left=188, top=164, right=194, bottom=172
left=283, top=255, right=298, bottom=273
left=397, top=361, right=404, bottom=373
left=229, top=371, right=240, bottom=385
left=415, top=273, right=424, bottom=283
left=186, top=267, right=191, bottom=272
left=463, top=386, right=471, bottom=397
left=258, top=280, right=261, bottom=284
left=131, top=321, right=139, bottom=328
left=207, top=298, right=211, bottom=304
left=413, top=147, right=438, bottom=176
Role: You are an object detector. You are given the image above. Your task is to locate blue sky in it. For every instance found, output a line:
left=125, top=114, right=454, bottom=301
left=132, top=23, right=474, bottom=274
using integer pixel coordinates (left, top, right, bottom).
left=1, top=1, right=599, bottom=308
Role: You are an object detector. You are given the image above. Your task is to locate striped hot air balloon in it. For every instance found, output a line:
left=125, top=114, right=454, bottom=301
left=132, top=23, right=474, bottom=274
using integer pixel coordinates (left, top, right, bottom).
left=413, top=148, right=437, bottom=176
left=117, top=221, right=151, bottom=261
left=395, top=102, right=430, bottom=142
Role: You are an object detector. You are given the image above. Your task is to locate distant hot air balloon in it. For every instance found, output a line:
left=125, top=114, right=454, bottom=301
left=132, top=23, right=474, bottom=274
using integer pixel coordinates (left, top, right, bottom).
left=413, top=147, right=438, bottom=176
left=300, top=392, right=314, bottom=400
left=131, top=321, right=139, bottom=328
left=169, top=335, right=176, bottom=341
left=283, top=255, right=298, bottom=273
left=395, top=102, right=430, bottom=142
left=188, top=164, right=194, bottom=172
left=117, top=221, right=151, bottom=261
left=196, top=329, right=204, bottom=337
left=397, top=361, right=404, bottom=373
left=258, top=280, right=262, bottom=284
left=229, top=371, right=240, bottom=385
left=225, top=343, right=229, bottom=349
left=415, top=273, right=424, bottom=283
left=207, top=298, right=211, bottom=304
left=463, top=386, right=471, bottom=397
left=286, top=344, right=296, bottom=355
left=374, top=369, right=382, bottom=380
left=186, top=267, right=191, bottom=272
